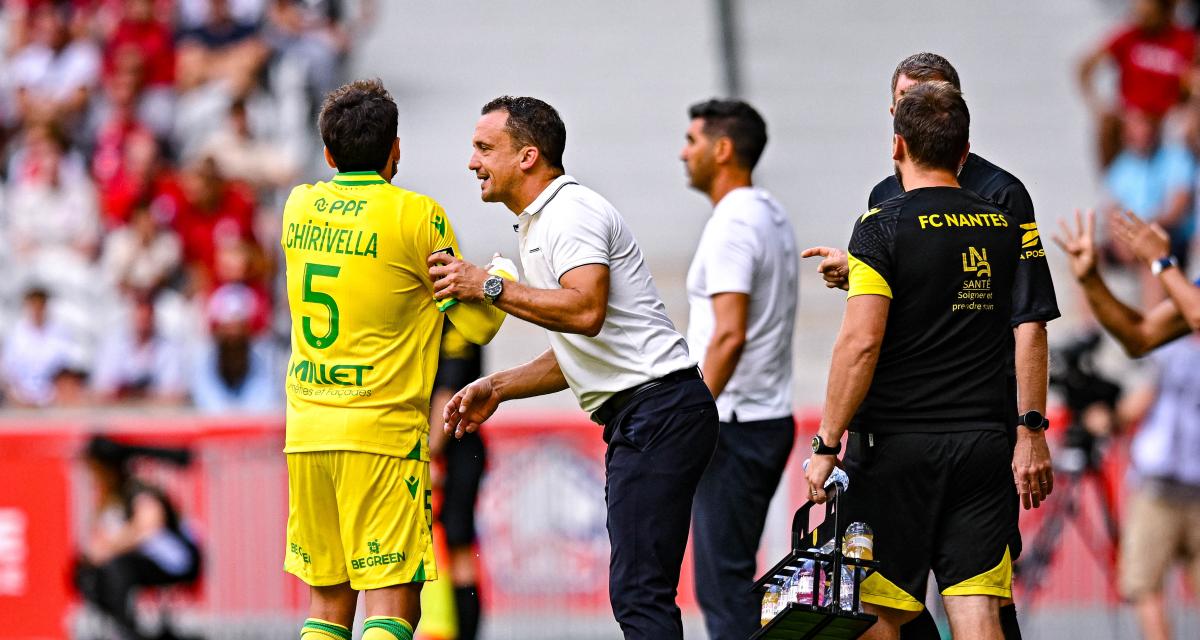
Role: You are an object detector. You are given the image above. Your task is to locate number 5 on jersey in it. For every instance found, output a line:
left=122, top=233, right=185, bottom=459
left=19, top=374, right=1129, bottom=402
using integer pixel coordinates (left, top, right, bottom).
left=303, top=262, right=341, bottom=349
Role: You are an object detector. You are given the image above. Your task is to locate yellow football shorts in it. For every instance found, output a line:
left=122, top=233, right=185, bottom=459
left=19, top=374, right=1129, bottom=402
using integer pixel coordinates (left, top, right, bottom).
left=285, top=451, right=437, bottom=590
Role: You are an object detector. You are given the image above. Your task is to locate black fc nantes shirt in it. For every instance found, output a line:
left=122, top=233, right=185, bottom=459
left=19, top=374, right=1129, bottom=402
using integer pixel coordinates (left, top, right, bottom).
left=847, top=187, right=1022, bottom=433
left=869, top=153, right=1060, bottom=325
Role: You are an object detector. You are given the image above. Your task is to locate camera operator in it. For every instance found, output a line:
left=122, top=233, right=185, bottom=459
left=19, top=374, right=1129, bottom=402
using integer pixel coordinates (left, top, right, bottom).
left=1054, top=209, right=1200, bottom=640
left=74, top=436, right=201, bottom=640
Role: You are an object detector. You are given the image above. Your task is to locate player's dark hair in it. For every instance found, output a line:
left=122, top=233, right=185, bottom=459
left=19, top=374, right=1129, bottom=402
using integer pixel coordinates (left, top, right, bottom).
left=318, top=79, right=397, bottom=172
left=687, top=98, right=769, bottom=170
left=893, top=81, right=970, bottom=173
left=481, top=96, right=566, bottom=171
left=891, top=52, right=961, bottom=96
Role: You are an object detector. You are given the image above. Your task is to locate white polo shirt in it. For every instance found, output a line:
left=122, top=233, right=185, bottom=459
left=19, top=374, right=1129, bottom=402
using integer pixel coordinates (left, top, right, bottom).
left=686, top=186, right=797, bottom=422
left=516, top=174, right=692, bottom=412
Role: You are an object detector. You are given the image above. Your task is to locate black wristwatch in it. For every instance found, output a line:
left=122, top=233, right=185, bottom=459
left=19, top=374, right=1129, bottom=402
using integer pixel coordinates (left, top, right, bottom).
left=1018, top=410, right=1049, bottom=432
left=811, top=435, right=841, bottom=456
left=482, top=275, right=504, bottom=304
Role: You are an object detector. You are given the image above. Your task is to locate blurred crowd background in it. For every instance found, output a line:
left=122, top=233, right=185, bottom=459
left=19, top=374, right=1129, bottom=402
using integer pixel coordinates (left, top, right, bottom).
left=3, top=0, right=1200, bottom=638
left=0, top=0, right=374, bottom=412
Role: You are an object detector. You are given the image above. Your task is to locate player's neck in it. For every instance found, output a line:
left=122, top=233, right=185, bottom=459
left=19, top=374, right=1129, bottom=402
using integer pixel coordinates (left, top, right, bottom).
left=707, top=171, right=752, bottom=206
left=899, top=165, right=959, bottom=191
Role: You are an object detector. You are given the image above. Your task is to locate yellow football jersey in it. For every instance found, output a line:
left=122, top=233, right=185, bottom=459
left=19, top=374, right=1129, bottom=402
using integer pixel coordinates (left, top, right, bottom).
left=281, top=171, right=503, bottom=459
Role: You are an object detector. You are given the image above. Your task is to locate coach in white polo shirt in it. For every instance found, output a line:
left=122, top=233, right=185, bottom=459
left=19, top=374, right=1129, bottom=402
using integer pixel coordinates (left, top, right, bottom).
left=681, top=99, right=798, bottom=640
left=429, top=95, right=719, bottom=640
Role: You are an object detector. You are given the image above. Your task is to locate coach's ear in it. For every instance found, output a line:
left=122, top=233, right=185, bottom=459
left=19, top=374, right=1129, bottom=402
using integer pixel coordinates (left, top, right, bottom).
left=892, top=134, right=903, bottom=163
left=959, top=141, right=971, bottom=171
left=324, top=147, right=336, bottom=169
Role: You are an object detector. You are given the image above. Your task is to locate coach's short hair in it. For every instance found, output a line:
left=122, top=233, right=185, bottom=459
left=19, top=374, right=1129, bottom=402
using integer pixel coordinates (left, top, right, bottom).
left=893, top=81, right=970, bottom=173
left=481, top=96, right=567, bottom=171
left=688, top=98, right=768, bottom=170
left=318, top=79, right=398, bottom=172
left=891, top=52, right=961, bottom=97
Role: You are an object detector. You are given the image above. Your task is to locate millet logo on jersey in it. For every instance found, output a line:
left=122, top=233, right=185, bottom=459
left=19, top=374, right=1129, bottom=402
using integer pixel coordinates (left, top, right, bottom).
left=962, top=247, right=992, bottom=278
left=290, top=360, right=374, bottom=386
left=1019, top=222, right=1046, bottom=260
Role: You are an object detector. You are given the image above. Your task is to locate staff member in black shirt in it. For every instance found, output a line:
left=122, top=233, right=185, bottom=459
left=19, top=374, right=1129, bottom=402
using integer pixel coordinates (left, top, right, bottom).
left=804, top=53, right=1057, bottom=638
left=806, top=81, right=1052, bottom=640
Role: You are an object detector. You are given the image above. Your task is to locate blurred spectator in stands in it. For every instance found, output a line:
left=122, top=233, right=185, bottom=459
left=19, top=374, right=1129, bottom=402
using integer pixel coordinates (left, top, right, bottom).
left=191, top=282, right=280, bottom=413
left=263, top=0, right=345, bottom=103
left=197, top=97, right=299, bottom=190
left=212, top=238, right=271, bottom=330
left=97, top=128, right=177, bottom=228
left=0, top=286, right=79, bottom=407
left=176, top=0, right=268, bottom=96
left=1105, top=108, right=1196, bottom=270
left=93, top=0, right=176, bottom=137
left=5, top=123, right=101, bottom=301
left=75, top=435, right=201, bottom=640
left=7, top=1, right=100, bottom=129
left=91, top=65, right=155, bottom=194
left=1079, top=0, right=1195, bottom=167
left=92, top=293, right=188, bottom=405
left=163, top=155, right=258, bottom=295
left=101, top=205, right=182, bottom=296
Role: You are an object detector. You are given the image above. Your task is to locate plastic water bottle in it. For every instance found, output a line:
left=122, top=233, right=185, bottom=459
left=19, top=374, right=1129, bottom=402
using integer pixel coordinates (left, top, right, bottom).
left=817, top=539, right=836, bottom=606
left=839, top=565, right=856, bottom=612
left=842, top=522, right=874, bottom=560
left=796, top=553, right=816, bottom=605
left=760, top=583, right=781, bottom=626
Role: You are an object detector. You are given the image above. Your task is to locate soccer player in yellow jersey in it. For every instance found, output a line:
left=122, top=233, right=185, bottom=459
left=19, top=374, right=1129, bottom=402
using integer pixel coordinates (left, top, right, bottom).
left=281, top=79, right=508, bottom=640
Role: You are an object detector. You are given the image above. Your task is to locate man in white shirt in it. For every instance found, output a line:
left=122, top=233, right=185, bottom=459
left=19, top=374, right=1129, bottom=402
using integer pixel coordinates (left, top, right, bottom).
left=429, top=96, right=719, bottom=640
left=681, top=99, right=797, bottom=640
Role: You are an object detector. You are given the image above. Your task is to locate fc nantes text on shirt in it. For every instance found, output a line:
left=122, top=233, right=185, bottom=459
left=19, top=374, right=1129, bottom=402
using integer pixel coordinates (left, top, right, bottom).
left=281, top=171, right=503, bottom=461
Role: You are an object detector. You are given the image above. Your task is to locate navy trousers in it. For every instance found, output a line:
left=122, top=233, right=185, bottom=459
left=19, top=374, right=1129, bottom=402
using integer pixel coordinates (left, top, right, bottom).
left=692, top=415, right=796, bottom=640
left=603, top=377, right=719, bottom=640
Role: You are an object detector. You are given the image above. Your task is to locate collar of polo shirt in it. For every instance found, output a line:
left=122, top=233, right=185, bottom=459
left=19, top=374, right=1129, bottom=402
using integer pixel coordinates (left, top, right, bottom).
left=521, top=174, right=580, bottom=218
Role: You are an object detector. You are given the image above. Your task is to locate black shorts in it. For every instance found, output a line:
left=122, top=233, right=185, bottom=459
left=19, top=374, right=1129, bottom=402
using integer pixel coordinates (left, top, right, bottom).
left=841, top=429, right=1017, bottom=612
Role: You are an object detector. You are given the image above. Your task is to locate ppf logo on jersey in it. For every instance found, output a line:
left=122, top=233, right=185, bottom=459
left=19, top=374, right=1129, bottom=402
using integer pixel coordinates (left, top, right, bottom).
left=962, top=247, right=992, bottom=278
left=1019, top=222, right=1046, bottom=260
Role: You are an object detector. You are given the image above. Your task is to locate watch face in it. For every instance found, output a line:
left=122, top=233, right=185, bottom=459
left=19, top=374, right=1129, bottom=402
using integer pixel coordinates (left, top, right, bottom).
left=811, top=435, right=821, bottom=453
left=484, top=277, right=503, bottom=298
left=1022, top=410, right=1044, bottom=428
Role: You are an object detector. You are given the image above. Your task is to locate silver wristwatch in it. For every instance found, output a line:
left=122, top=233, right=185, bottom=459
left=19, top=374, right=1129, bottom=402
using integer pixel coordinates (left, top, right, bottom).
left=482, top=275, right=504, bottom=304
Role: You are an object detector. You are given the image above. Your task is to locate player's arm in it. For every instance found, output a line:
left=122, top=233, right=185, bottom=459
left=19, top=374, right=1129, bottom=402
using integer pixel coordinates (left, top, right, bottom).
left=1053, top=209, right=1191, bottom=356
left=441, top=275, right=509, bottom=345
left=442, top=348, right=569, bottom=438
left=807, top=293, right=889, bottom=502
left=423, top=205, right=508, bottom=345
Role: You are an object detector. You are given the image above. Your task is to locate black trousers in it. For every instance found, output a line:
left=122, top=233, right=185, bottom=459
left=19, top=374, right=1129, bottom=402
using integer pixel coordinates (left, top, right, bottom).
left=693, top=415, right=795, bottom=640
left=603, top=377, right=719, bottom=640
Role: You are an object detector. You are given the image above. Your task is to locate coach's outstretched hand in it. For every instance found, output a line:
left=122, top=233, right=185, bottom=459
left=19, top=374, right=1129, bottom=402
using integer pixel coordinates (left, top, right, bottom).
left=443, top=377, right=501, bottom=439
left=800, top=246, right=849, bottom=290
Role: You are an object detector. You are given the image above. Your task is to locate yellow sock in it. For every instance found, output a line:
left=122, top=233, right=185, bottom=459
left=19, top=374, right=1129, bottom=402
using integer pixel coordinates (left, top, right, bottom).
left=300, top=618, right=350, bottom=640
left=363, top=616, right=414, bottom=640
